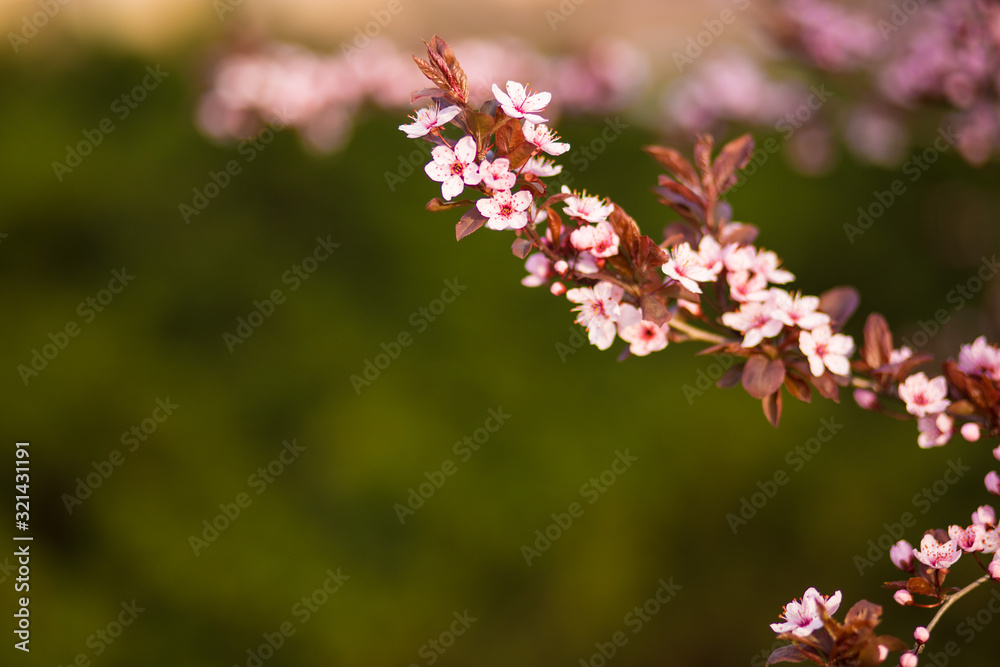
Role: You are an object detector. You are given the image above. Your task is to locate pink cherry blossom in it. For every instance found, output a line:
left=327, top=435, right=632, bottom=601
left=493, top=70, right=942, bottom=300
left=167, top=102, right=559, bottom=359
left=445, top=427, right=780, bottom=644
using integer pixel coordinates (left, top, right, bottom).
left=890, top=539, right=913, bottom=571
left=854, top=388, right=879, bottom=410
left=912, top=533, right=962, bottom=570
left=957, top=335, right=1000, bottom=380
left=522, top=121, right=570, bottom=156
left=948, top=524, right=984, bottom=552
left=990, top=552, right=1000, bottom=580
left=973, top=505, right=996, bottom=528
left=570, top=221, right=619, bottom=258
left=727, top=270, right=769, bottom=302
left=521, top=253, right=553, bottom=287
left=770, top=587, right=842, bottom=637
left=772, top=290, right=830, bottom=330
left=723, top=245, right=757, bottom=273
left=987, top=471, right=1000, bottom=496
left=616, top=303, right=669, bottom=356
left=960, top=422, right=981, bottom=442
left=917, top=413, right=953, bottom=448
left=722, top=300, right=785, bottom=348
left=799, top=324, right=855, bottom=377
left=560, top=186, right=614, bottom=223
left=566, top=281, right=623, bottom=350
left=398, top=104, right=461, bottom=138
left=889, top=346, right=913, bottom=364
left=492, top=80, right=551, bottom=123
left=983, top=528, right=1000, bottom=554
left=476, top=189, right=533, bottom=231
left=752, top=249, right=795, bottom=284
left=898, top=373, right=950, bottom=417
left=696, top=235, right=727, bottom=277
left=900, top=652, right=918, bottom=667
left=424, top=135, right=482, bottom=200
left=893, top=590, right=913, bottom=606
left=521, top=156, right=562, bottom=178
left=664, top=242, right=718, bottom=294
left=478, top=158, right=516, bottom=190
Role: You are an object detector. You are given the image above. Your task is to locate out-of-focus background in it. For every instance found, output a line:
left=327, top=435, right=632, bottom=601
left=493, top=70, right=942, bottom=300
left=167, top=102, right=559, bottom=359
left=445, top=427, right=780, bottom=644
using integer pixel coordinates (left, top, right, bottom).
left=2, top=0, right=1000, bottom=665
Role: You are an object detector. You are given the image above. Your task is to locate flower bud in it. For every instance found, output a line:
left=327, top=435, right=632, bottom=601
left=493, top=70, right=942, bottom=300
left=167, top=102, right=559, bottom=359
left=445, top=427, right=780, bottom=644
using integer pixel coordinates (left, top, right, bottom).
left=893, top=589, right=913, bottom=606
left=914, top=626, right=930, bottom=643
left=960, top=422, right=980, bottom=442
left=853, top=388, right=879, bottom=411
left=987, top=471, right=1000, bottom=496
left=554, top=260, right=569, bottom=275
left=974, top=505, right=996, bottom=527
left=550, top=281, right=566, bottom=296
left=994, top=444, right=1000, bottom=462
left=890, top=540, right=914, bottom=571
left=900, top=652, right=919, bottom=667
left=878, top=645, right=889, bottom=661
left=990, top=553, right=1000, bottom=581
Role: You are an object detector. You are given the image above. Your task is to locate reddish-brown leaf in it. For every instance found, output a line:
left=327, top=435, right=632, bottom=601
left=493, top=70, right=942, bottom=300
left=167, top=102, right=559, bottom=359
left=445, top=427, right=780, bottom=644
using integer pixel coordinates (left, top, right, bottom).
left=743, top=356, right=786, bottom=399
left=638, top=235, right=669, bottom=269
left=713, top=134, right=754, bottom=193
left=762, top=389, right=782, bottom=428
left=766, top=645, right=811, bottom=665
left=505, top=141, right=538, bottom=170
left=639, top=294, right=671, bottom=327
left=784, top=372, right=812, bottom=403
left=643, top=145, right=701, bottom=192
left=609, top=205, right=642, bottom=258
left=717, top=362, right=745, bottom=389
left=511, top=238, right=534, bottom=259
left=694, top=133, right=714, bottom=178
left=546, top=206, right=563, bottom=241
left=412, top=56, right=449, bottom=91
left=810, top=372, right=841, bottom=402
left=495, top=119, right=525, bottom=155
left=409, top=87, right=454, bottom=104
left=818, top=286, right=861, bottom=331
left=456, top=208, right=488, bottom=241
left=426, top=198, right=473, bottom=212
left=462, top=110, right=494, bottom=149
left=863, top=313, right=893, bottom=370
left=906, top=577, right=936, bottom=597
left=538, top=192, right=574, bottom=211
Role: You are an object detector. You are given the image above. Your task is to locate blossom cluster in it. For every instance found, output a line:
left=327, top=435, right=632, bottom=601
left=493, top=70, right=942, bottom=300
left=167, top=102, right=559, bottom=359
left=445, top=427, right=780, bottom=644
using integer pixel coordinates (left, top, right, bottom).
left=401, top=36, right=1000, bottom=667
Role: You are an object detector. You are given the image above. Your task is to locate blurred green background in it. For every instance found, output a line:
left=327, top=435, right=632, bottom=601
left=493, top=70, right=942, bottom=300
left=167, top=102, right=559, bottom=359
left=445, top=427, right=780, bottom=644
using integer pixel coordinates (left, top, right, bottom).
left=3, top=7, right=1000, bottom=667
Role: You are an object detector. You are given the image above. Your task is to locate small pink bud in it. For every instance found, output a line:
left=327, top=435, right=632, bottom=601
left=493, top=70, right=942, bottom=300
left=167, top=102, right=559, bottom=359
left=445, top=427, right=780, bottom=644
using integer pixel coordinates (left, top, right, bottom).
left=994, top=444, right=1000, bottom=462
left=990, top=553, right=1000, bottom=581
left=987, top=471, right=1000, bottom=496
left=890, top=540, right=914, bottom=571
left=878, top=645, right=889, bottom=661
left=914, top=626, right=930, bottom=643
left=854, top=388, right=879, bottom=410
left=960, top=422, right=980, bottom=442
left=974, top=505, right=996, bottom=527
left=550, top=281, right=566, bottom=296
left=894, top=589, right=913, bottom=606
left=554, top=260, right=569, bottom=275
left=900, top=652, right=919, bottom=667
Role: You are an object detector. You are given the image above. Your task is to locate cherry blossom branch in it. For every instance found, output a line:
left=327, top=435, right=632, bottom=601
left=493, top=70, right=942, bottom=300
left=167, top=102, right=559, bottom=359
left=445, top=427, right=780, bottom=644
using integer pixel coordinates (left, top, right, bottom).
left=919, top=573, right=991, bottom=650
